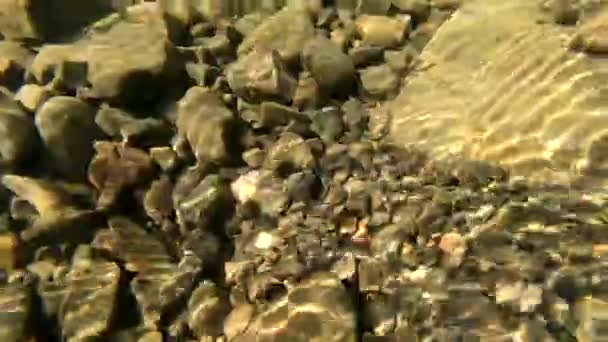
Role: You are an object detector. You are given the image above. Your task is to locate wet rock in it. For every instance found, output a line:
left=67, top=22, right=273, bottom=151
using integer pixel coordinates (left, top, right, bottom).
left=95, top=104, right=172, bottom=147
left=246, top=272, right=356, bottom=341
left=232, top=170, right=288, bottom=217
left=224, top=304, right=255, bottom=341
left=173, top=172, right=233, bottom=231
left=570, top=12, right=608, bottom=54
left=310, top=107, right=345, bottom=143
left=93, top=217, right=202, bottom=328
left=88, top=141, right=155, bottom=209
left=14, top=84, right=49, bottom=112
left=2, top=175, right=97, bottom=245
left=60, top=257, right=121, bottom=341
left=264, top=132, right=316, bottom=172
left=0, top=273, right=34, bottom=342
left=0, top=42, right=32, bottom=90
left=227, top=50, right=296, bottom=104
left=356, top=15, right=411, bottom=48
left=0, top=0, right=111, bottom=40
left=302, top=35, right=357, bottom=98
left=359, top=64, right=400, bottom=99
left=0, top=88, right=36, bottom=169
left=237, top=8, right=315, bottom=63
left=175, top=87, right=238, bottom=165
left=35, top=96, right=99, bottom=180
left=187, top=280, right=231, bottom=339
left=293, top=72, right=322, bottom=110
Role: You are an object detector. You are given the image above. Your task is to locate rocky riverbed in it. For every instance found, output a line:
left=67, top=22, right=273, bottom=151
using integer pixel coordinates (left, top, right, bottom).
left=0, top=0, right=607, bottom=341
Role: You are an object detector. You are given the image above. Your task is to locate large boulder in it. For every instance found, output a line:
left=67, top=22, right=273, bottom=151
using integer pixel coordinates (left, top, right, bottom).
left=387, top=0, right=608, bottom=187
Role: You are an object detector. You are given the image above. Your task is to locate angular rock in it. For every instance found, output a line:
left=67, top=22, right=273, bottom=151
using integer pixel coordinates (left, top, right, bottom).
left=392, top=0, right=432, bottom=21
left=356, top=0, right=392, bottom=15
left=224, top=304, right=255, bottom=341
left=88, top=142, right=155, bottom=209
left=0, top=0, right=111, bottom=41
left=150, top=147, right=179, bottom=172
left=35, top=96, right=99, bottom=180
left=302, top=35, right=357, bottom=98
left=237, top=8, right=315, bottom=63
left=349, top=44, right=385, bottom=68
left=264, top=132, right=317, bottom=172
left=0, top=87, right=36, bottom=169
left=29, top=44, right=85, bottom=86
left=176, top=87, right=238, bottom=165
left=227, top=50, right=296, bottom=104
left=173, top=172, right=233, bottom=231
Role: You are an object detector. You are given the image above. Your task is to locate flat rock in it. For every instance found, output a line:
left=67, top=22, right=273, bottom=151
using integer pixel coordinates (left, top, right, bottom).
left=387, top=0, right=608, bottom=187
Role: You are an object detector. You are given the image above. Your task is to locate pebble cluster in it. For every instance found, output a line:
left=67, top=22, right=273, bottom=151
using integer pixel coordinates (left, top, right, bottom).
left=0, top=1, right=606, bottom=342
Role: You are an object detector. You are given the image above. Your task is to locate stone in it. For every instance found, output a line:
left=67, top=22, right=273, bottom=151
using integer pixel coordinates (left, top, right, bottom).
left=60, top=259, right=121, bottom=341
left=143, top=176, right=174, bottom=225
left=293, top=72, right=322, bottom=110
left=310, top=107, right=345, bottom=143
left=349, top=44, right=385, bottom=68
left=384, top=47, right=417, bottom=74
left=14, top=84, right=49, bottom=112
left=387, top=0, right=608, bottom=185
left=0, top=0, right=112, bottom=41
left=569, top=12, right=608, bottom=54
left=224, top=304, right=255, bottom=341
left=173, top=172, right=233, bottom=231
left=175, top=87, right=238, bottom=165
left=150, top=147, right=179, bottom=172
left=1, top=175, right=97, bottom=246
left=0, top=88, right=37, bottom=169
left=356, top=0, right=392, bottom=15
left=302, top=35, right=357, bottom=98
left=88, top=142, right=155, bottom=209
left=95, top=104, right=171, bottom=147
left=242, top=148, right=265, bottom=169
left=227, top=50, right=296, bottom=104
left=359, top=64, right=400, bottom=99
left=237, top=8, right=315, bottom=63
left=187, top=280, right=231, bottom=339
left=35, top=96, right=99, bottom=181
left=355, top=15, right=411, bottom=48
left=264, top=132, right=317, bottom=172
